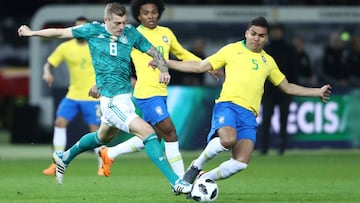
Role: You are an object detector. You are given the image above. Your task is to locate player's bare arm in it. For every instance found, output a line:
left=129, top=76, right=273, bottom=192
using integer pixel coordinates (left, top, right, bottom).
left=278, top=78, right=332, bottom=102
left=167, top=59, right=212, bottom=73
left=146, top=46, right=170, bottom=85
left=42, top=62, right=54, bottom=87
left=18, top=25, right=73, bottom=38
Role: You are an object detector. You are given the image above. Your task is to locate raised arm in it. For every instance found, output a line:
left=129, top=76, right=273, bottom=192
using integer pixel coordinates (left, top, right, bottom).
left=278, top=78, right=332, bottom=102
left=18, top=25, right=73, bottom=39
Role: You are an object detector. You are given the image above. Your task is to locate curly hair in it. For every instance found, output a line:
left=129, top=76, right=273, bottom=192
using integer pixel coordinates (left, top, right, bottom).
left=131, top=0, right=165, bottom=24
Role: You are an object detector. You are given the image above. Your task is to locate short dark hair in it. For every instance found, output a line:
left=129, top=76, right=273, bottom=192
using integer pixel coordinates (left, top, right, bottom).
left=75, top=16, right=88, bottom=22
left=131, top=0, right=165, bottom=24
left=248, top=16, right=270, bottom=34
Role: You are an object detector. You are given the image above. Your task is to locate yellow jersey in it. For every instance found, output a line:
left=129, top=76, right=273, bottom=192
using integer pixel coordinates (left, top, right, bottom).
left=131, top=25, right=201, bottom=98
left=47, top=39, right=98, bottom=101
left=207, top=40, right=285, bottom=115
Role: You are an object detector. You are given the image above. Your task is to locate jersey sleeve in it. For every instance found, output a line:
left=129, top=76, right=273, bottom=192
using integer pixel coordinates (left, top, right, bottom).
left=267, top=57, right=286, bottom=86
left=207, top=45, right=228, bottom=70
left=47, top=43, right=66, bottom=68
left=167, top=29, right=201, bottom=61
left=71, top=22, right=93, bottom=39
left=132, top=26, right=152, bottom=53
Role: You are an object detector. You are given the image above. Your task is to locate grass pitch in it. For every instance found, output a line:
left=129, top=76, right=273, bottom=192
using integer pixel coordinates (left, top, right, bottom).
left=0, top=144, right=359, bottom=203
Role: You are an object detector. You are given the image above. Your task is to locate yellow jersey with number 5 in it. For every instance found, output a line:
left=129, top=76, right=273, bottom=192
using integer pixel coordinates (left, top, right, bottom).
left=207, top=40, right=285, bottom=115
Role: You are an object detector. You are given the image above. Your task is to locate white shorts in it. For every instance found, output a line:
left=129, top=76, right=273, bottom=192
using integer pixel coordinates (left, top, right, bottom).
left=100, top=93, right=139, bottom=133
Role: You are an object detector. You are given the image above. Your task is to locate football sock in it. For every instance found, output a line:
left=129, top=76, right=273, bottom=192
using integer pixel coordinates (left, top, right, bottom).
left=53, top=127, right=66, bottom=153
left=193, top=137, right=228, bottom=169
left=107, top=136, right=144, bottom=159
left=62, top=131, right=103, bottom=165
left=202, top=159, right=247, bottom=181
left=93, top=146, right=103, bottom=168
left=165, top=141, right=185, bottom=178
left=143, top=133, right=179, bottom=185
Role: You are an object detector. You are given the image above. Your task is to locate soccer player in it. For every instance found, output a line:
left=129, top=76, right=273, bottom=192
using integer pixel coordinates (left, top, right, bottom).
left=163, top=16, right=332, bottom=184
left=98, top=0, right=201, bottom=178
left=17, top=2, right=191, bottom=194
left=41, top=16, right=103, bottom=176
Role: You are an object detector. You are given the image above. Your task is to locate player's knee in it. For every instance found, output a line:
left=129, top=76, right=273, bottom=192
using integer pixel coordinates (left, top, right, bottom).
left=54, top=117, right=68, bottom=127
left=100, top=135, right=113, bottom=143
left=220, top=136, right=236, bottom=149
left=162, top=131, right=178, bottom=142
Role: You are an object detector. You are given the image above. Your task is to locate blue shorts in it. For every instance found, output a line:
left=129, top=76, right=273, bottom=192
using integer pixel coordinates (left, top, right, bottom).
left=207, top=102, right=257, bottom=143
left=134, top=96, right=169, bottom=126
left=56, top=98, right=101, bottom=125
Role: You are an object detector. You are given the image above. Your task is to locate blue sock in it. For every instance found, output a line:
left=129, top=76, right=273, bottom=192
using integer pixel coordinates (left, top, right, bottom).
left=62, top=131, right=103, bottom=165
left=143, top=134, right=179, bottom=185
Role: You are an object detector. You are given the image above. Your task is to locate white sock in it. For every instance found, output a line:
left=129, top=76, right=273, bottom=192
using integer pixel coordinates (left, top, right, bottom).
left=94, top=146, right=103, bottom=168
left=107, top=136, right=144, bottom=160
left=53, top=127, right=66, bottom=153
left=193, top=137, right=227, bottom=169
left=201, top=159, right=248, bottom=181
left=165, top=141, right=185, bottom=178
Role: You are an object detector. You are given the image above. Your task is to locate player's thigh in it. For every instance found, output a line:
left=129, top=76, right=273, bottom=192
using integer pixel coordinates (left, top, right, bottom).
left=128, top=117, right=154, bottom=139
left=100, top=94, right=139, bottom=133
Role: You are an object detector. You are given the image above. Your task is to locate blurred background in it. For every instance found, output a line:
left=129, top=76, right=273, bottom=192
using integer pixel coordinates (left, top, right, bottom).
left=1, top=0, right=360, bottom=152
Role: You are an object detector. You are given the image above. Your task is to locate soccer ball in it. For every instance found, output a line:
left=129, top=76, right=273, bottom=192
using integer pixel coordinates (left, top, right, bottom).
left=190, top=177, right=219, bottom=202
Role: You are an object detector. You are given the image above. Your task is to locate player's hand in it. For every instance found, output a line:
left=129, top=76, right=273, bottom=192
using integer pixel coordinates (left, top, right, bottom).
left=18, top=25, right=33, bottom=37
left=148, top=60, right=157, bottom=69
left=159, top=72, right=171, bottom=85
left=208, top=69, right=224, bottom=82
left=42, top=73, right=54, bottom=87
left=319, top=84, right=332, bottom=102
left=89, top=85, right=100, bottom=98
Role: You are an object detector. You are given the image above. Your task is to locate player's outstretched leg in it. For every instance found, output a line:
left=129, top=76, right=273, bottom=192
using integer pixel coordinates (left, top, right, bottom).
left=143, top=133, right=192, bottom=194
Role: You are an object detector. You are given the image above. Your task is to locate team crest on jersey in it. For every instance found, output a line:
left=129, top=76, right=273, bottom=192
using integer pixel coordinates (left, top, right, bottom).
left=218, top=116, right=225, bottom=124
left=119, top=35, right=128, bottom=44
left=261, top=55, right=266, bottom=63
left=155, top=106, right=164, bottom=116
left=162, top=36, right=169, bottom=43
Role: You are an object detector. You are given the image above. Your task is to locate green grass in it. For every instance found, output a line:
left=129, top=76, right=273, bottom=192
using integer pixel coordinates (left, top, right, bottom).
left=0, top=144, right=360, bottom=203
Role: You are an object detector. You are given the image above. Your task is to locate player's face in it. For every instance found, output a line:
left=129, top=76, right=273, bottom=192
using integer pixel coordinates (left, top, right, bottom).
left=245, top=26, right=268, bottom=53
left=104, top=13, right=127, bottom=36
left=138, top=3, right=159, bottom=29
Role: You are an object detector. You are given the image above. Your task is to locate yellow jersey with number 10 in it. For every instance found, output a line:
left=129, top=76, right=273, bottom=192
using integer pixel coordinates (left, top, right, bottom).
left=131, top=25, right=201, bottom=99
